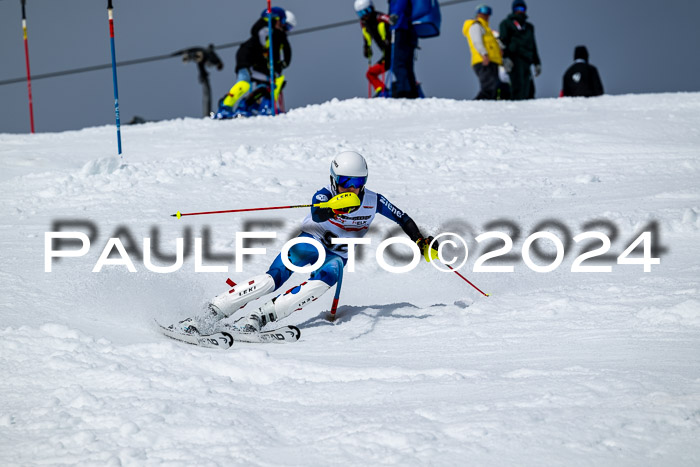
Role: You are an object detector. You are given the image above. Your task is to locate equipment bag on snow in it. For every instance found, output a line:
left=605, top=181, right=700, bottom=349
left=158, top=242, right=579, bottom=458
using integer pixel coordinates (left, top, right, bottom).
left=412, top=0, right=441, bottom=38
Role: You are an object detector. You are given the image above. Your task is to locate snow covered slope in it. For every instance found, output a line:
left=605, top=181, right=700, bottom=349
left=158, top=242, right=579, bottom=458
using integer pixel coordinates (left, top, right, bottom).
left=1, top=94, right=700, bottom=465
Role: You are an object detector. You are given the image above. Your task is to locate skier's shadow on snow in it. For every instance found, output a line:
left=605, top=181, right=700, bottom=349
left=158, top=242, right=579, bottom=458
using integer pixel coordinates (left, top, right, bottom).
left=298, top=302, right=437, bottom=340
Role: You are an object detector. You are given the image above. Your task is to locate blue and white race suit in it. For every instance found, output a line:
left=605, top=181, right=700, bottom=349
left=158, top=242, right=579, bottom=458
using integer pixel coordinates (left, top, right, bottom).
left=265, top=184, right=422, bottom=289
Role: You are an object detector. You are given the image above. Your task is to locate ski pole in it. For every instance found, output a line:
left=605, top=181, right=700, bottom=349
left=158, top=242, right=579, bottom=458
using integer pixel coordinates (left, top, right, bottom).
left=267, top=0, right=276, bottom=116
left=21, top=0, right=35, bottom=133
left=445, top=263, right=490, bottom=297
left=328, top=257, right=344, bottom=321
left=173, top=203, right=317, bottom=219
left=107, top=0, right=122, bottom=155
left=172, top=192, right=360, bottom=219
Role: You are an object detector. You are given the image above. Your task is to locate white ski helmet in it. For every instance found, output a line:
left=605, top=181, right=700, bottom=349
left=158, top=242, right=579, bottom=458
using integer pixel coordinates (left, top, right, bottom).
left=284, top=10, right=297, bottom=31
left=330, top=151, right=368, bottom=193
left=354, top=0, right=374, bottom=15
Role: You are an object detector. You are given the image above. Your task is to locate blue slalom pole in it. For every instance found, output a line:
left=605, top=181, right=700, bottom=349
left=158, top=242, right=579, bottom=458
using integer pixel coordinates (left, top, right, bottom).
left=107, top=0, right=122, bottom=155
left=266, top=1, right=276, bottom=116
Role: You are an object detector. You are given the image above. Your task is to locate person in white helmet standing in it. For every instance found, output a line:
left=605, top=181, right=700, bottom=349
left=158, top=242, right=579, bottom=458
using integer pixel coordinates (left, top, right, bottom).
left=354, top=0, right=392, bottom=97
left=170, top=151, right=439, bottom=341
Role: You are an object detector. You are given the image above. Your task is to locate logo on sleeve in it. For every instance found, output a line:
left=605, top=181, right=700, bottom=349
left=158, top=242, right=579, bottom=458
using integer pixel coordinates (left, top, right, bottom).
left=379, top=197, right=403, bottom=218
left=316, top=194, right=329, bottom=202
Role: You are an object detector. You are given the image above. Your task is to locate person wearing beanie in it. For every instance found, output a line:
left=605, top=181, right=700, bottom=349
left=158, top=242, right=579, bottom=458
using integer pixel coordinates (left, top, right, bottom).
left=462, top=4, right=504, bottom=100
left=561, top=45, right=604, bottom=97
left=499, top=0, right=541, bottom=100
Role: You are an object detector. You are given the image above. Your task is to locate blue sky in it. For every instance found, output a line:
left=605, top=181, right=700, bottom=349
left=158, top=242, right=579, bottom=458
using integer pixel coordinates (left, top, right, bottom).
left=1, top=0, right=699, bottom=133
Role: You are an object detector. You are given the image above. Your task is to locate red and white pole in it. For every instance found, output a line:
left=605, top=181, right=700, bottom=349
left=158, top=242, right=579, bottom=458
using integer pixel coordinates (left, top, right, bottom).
left=445, top=264, right=490, bottom=297
left=21, top=0, right=35, bottom=133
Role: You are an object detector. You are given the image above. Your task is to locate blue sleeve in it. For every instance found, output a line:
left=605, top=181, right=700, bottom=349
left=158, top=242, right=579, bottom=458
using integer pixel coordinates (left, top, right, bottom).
left=310, top=187, right=334, bottom=223
left=376, top=193, right=423, bottom=241
left=389, top=0, right=412, bottom=30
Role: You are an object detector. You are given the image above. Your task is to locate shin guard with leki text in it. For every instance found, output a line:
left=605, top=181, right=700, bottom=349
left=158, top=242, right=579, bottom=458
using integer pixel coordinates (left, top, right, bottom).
left=242, top=280, right=331, bottom=330
left=209, top=273, right=275, bottom=318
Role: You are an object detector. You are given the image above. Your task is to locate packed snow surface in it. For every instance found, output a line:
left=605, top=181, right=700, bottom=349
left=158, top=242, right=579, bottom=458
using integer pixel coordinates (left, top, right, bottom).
left=1, top=94, right=700, bottom=465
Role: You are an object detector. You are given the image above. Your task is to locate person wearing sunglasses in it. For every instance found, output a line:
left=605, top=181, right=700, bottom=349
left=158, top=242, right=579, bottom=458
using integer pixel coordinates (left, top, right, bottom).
left=172, top=151, right=438, bottom=339
left=498, top=0, right=541, bottom=100
left=463, top=4, right=504, bottom=100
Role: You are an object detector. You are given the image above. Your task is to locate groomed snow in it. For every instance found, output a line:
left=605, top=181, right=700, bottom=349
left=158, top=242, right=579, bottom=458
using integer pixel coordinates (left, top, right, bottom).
left=1, top=94, right=700, bottom=465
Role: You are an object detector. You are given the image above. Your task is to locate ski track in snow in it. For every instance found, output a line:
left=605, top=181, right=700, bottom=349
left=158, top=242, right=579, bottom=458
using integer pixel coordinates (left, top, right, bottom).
left=1, top=94, right=700, bottom=465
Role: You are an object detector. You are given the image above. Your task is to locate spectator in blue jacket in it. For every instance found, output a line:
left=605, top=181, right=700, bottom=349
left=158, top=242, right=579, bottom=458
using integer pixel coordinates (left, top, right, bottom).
left=389, top=0, right=419, bottom=98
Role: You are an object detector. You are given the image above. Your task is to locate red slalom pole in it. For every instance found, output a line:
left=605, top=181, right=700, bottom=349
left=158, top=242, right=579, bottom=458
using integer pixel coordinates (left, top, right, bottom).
left=445, top=264, right=490, bottom=297
left=21, top=0, right=35, bottom=133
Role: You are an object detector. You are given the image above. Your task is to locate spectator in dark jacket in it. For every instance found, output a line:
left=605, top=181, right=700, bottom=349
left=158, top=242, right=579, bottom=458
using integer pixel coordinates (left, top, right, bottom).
left=561, top=45, right=604, bottom=97
left=236, top=9, right=292, bottom=80
left=499, top=0, right=540, bottom=100
left=214, top=8, right=294, bottom=118
left=389, top=0, right=419, bottom=98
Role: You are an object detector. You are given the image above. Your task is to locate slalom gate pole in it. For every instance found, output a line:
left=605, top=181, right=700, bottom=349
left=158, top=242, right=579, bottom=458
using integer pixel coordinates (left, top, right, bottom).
left=445, top=264, right=490, bottom=297
left=21, top=0, right=35, bottom=133
left=107, top=0, right=122, bottom=155
left=267, top=0, right=276, bottom=116
left=388, top=28, right=396, bottom=97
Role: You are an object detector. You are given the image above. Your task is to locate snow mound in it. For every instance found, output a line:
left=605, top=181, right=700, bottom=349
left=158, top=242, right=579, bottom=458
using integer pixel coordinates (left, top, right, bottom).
left=1, top=93, right=700, bottom=465
left=79, top=156, right=125, bottom=177
left=637, top=299, right=700, bottom=327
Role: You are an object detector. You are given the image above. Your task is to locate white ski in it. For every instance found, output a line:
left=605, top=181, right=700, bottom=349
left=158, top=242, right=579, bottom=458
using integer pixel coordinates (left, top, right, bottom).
left=218, top=323, right=301, bottom=344
left=155, top=320, right=301, bottom=348
left=155, top=320, right=234, bottom=349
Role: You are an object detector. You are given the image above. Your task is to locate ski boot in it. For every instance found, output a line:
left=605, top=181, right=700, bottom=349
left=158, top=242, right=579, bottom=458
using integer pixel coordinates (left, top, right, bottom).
left=170, top=317, right=201, bottom=335
left=373, top=87, right=388, bottom=98
left=171, top=274, right=275, bottom=335
left=225, top=279, right=331, bottom=334
left=212, top=104, right=235, bottom=120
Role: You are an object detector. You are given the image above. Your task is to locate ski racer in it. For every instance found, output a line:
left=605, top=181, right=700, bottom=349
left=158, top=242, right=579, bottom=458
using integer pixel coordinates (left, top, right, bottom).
left=173, top=151, right=439, bottom=338
left=354, top=0, right=392, bottom=97
left=213, top=7, right=295, bottom=119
